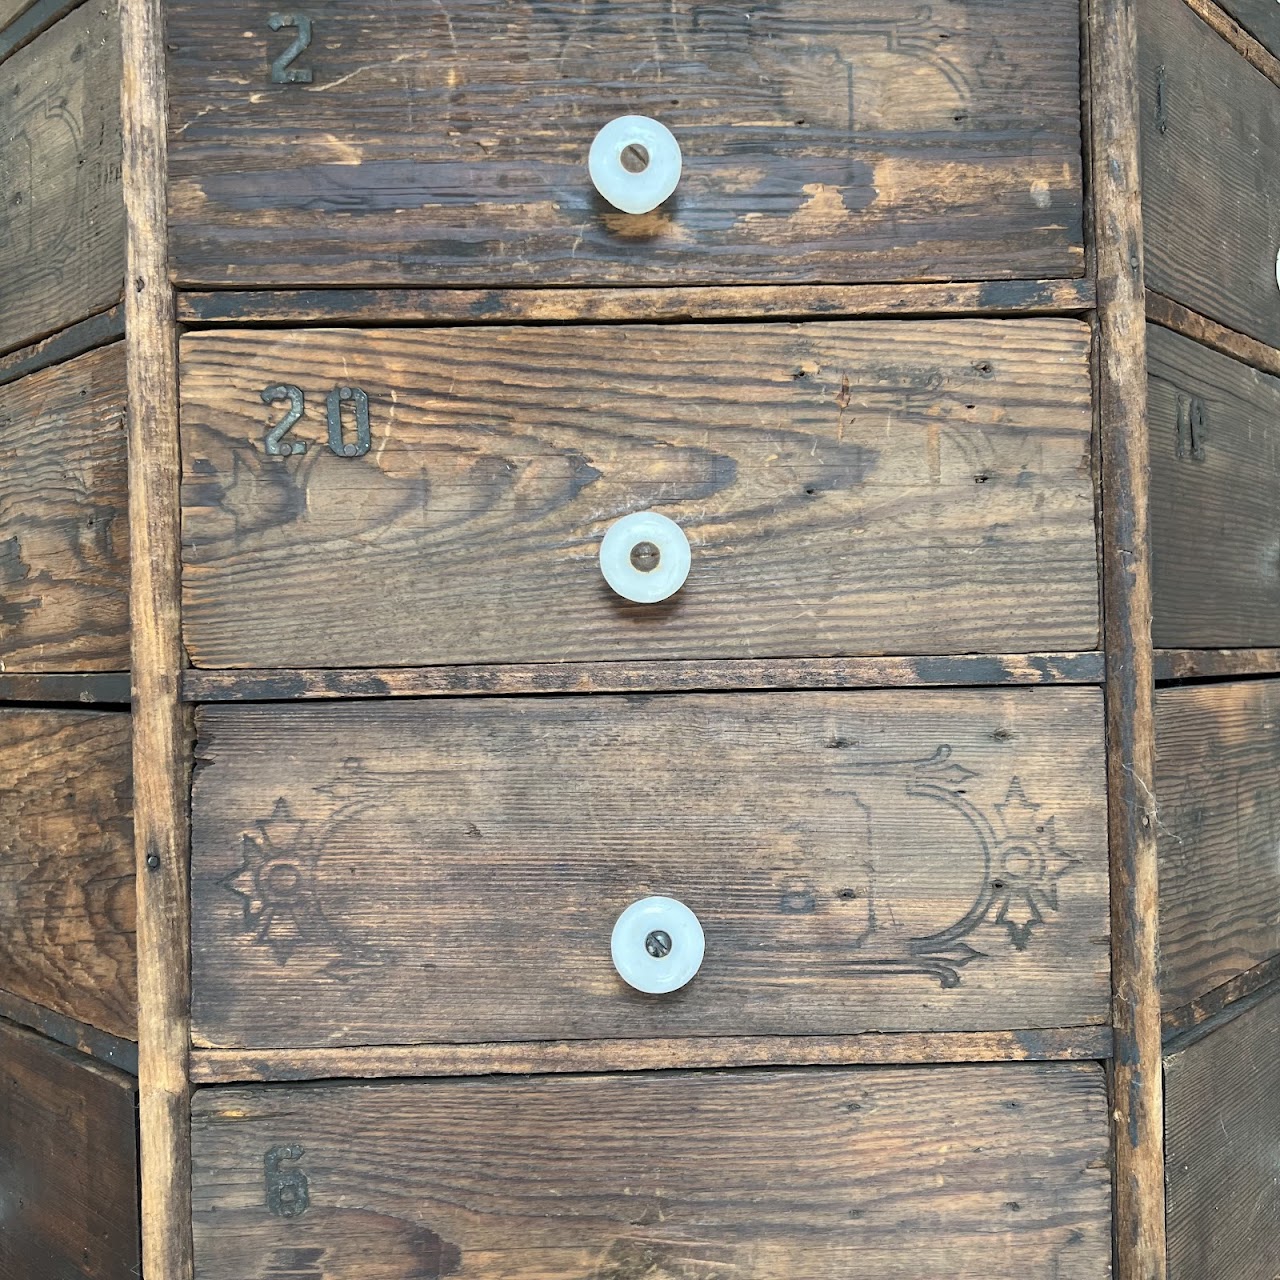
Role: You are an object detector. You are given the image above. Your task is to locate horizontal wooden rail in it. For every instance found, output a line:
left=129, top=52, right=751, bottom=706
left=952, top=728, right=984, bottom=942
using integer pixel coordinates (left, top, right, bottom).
left=1147, top=289, right=1280, bottom=377
left=0, top=990, right=138, bottom=1074
left=0, top=672, right=131, bottom=704
left=1162, top=954, right=1280, bottom=1042
left=0, top=305, right=124, bottom=386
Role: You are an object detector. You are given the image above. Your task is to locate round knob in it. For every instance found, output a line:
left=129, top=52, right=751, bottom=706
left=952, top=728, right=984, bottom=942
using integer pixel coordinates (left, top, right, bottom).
left=611, top=896, right=705, bottom=994
left=599, top=511, right=691, bottom=604
left=589, top=116, right=682, bottom=215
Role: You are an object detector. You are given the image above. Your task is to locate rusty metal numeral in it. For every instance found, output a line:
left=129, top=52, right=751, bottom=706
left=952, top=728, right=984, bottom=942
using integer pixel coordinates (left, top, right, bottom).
left=269, top=14, right=314, bottom=84
left=261, top=384, right=307, bottom=456
left=265, top=1145, right=310, bottom=1218
left=1176, top=393, right=1207, bottom=461
left=326, top=385, right=372, bottom=458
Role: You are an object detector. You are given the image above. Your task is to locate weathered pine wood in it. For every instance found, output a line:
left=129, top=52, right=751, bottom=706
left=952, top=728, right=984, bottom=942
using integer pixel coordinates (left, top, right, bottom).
left=1165, top=984, right=1280, bottom=1280
left=165, top=0, right=1084, bottom=290
left=0, top=0, right=86, bottom=62
left=1148, top=326, right=1280, bottom=648
left=1154, top=648, right=1280, bottom=681
left=0, top=709, right=134, bottom=1039
left=1155, top=681, right=1280, bottom=1012
left=0, top=1, right=124, bottom=354
left=122, top=0, right=193, bottom=1272
left=1162, top=952, right=1280, bottom=1038
left=0, top=343, right=130, bottom=671
left=191, top=690, right=1109, bottom=1050
left=0, top=305, right=125, bottom=390
left=182, top=652, right=1106, bottom=703
left=1147, top=290, right=1280, bottom=380
left=189, top=1025, right=1115, bottom=1084
left=191, top=1064, right=1112, bottom=1280
left=0, top=671, right=131, bottom=703
left=1092, top=0, right=1166, bottom=1276
left=1140, top=0, right=1280, bottom=351
left=1189, top=0, right=1280, bottom=81
left=182, top=320, right=1098, bottom=670
left=176, top=280, right=1098, bottom=327
left=0, top=1019, right=140, bottom=1280
left=0, top=987, right=137, bottom=1073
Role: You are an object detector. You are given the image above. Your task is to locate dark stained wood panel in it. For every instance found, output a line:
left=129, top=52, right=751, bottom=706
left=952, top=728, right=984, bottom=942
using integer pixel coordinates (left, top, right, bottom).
left=1218, top=0, right=1280, bottom=60
left=0, top=0, right=34, bottom=34
left=1165, top=987, right=1280, bottom=1280
left=0, top=710, right=135, bottom=1041
left=1140, top=0, right=1280, bottom=350
left=0, top=1, right=124, bottom=354
left=165, top=0, right=1084, bottom=289
left=190, top=689, right=1109, bottom=1050
left=180, top=320, right=1099, bottom=669
left=190, top=1064, right=1112, bottom=1280
left=1148, top=326, right=1280, bottom=649
left=1155, top=681, right=1280, bottom=1014
left=0, top=343, right=130, bottom=670
left=0, top=1019, right=140, bottom=1280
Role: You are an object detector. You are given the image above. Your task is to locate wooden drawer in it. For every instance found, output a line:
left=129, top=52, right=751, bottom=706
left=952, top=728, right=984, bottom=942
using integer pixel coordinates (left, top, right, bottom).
left=191, top=1062, right=1111, bottom=1279
left=1156, top=681, right=1280, bottom=1014
left=0, top=0, right=124, bottom=355
left=180, top=319, right=1098, bottom=669
left=1166, top=987, right=1280, bottom=1280
left=0, top=1019, right=140, bottom=1280
left=190, top=689, right=1108, bottom=1050
left=0, top=343, right=130, bottom=671
left=1140, top=0, right=1280, bottom=349
left=0, top=709, right=135, bottom=1041
left=164, top=0, right=1084, bottom=291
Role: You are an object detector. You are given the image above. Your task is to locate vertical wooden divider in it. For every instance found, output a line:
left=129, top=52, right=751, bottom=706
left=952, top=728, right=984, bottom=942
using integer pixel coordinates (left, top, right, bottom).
left=1089, top=1, right=1166, bottom=1277
left=122, top=0, right=194, bottom=1276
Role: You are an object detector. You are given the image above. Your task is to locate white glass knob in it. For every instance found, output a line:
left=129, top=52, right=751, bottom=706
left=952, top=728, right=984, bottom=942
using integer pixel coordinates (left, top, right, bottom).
left=589, top=115, right=682, bottom=215
left=611, top=896, right=705, bottom=994
left=599, top=511, right=691, bottom=604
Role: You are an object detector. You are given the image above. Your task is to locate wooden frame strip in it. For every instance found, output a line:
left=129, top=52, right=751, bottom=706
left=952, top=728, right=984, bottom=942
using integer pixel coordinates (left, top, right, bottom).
left=1161, top=954, right=1280, bottom=1041
left=1154, top=648, right=1280, bottom=681
left=182, top=652, right=1107, bottom=703
left=0, top=672, right=131, bottom=704
left=122, top=0, right=193, bottom=1275
left=1147, top=289, right=1280, bottom=378
left=0, top=992, right=138, bottom=1074
left=189, top=1026, right=1114, bottom=1085
left=1180, top=0, right=1280, bottom=87
left=0, top=305, right=124, bottom=386
left=0, top=0, right=79, bottom=63
left=1091, top=1, right=1167, bottom=1276
left=175, top=278, right=1096, bottom=327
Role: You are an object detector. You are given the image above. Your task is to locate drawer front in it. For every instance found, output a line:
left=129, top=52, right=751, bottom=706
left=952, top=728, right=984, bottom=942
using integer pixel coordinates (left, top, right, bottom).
left=1148, top=325, right=1280, bottom=649
left=191, top=690, right=1108, bottom=1049
left=1166, top=987, right=1280, bottom=1280
left=1156, top=681, right=1280, bottom=1013
left=0, top=2, right=124, bottom=355
left=0, top=344, right=130, bottom=671
left=165, top=0, right=1083, bottom=289
left=180, top=320, right=1098, bottom=669
left=0, top=1020, right=140, bottom=1280
left=1140, top=0, right=1280, bottom=349
left=191, top=1064, right=1112, bottom=1280
left=0, top=709, right=135, bottom=1040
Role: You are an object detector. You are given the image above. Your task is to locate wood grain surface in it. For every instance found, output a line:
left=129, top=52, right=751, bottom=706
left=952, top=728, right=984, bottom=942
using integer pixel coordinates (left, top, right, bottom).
left=165, top=0, right=1084, bottom=289
left=1148, top=325, right=1280, bottom=648
left=0, top=709, right=135, bottom=1040
left=1204, top=0, right=1280, bottom=72
left=180, top=320, right=1098, bottom=669
left=0, top=0, right=34, bottom=37
left=1165, top=985, right=1280, bottom=1280
left=190, top=689, right=1109, bottom=1050
left=1147, top=289, right=1280, bottom=380
left=0, top=0, right=124, bottom=354
left=0, top=1018, right=140, bottom=1280
left=0, top=305, right=125, bottom=390
left=0, top=343, right=130, bottom=671
left=1154, top=648, right=1280, bottom=681
left=191, top=1063, right=1111, bottom=1280
left=1140, top=0, right=1280, bottom=350
left=1155, top=681, right=1280, bottom=1014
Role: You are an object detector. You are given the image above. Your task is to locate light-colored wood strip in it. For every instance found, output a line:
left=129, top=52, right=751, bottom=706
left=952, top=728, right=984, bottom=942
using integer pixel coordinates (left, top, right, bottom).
left=175, top=279, right=1098, bottom=326
left=1155, top=649, right=1280, bottom=680
left=1091, top=1, right=1167, bottom=1276
left=182, top=652, right=1106, bottom=703
left=1181, top=0, right=1280, bottom=87
left=189, top=1026, right=1113, bottom=1084
left=122, top=0, right=193, bottom=1274
left=1147, top=289, right=1280, bottom=378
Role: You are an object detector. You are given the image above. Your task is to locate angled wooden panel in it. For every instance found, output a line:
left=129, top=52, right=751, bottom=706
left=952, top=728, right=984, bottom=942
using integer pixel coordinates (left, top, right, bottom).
left=165, top=0, right=1083, bottom=289
left=180, top=320, right=1098, bottom=669
left=1166, top=988, right=1280, bottom=1280
left=1140, top=0, right=1280, bottom=349
left=0, top=343, right=130, bottom=671
left=190, top=689, right=1109, bottom=1050
left=0, top=0, right=34, bottom=33
left=1218, top=0, right=1280, bottom=58
left=1155, top=681, right=1280, bottom=1012
left=0, top=1019, right=140, bottom=1280
left=0, top=710, right=135, bottom=1040
left=1148, top=325, right=1280, bottom=648
left=0, top=1, right=124, bottom=354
